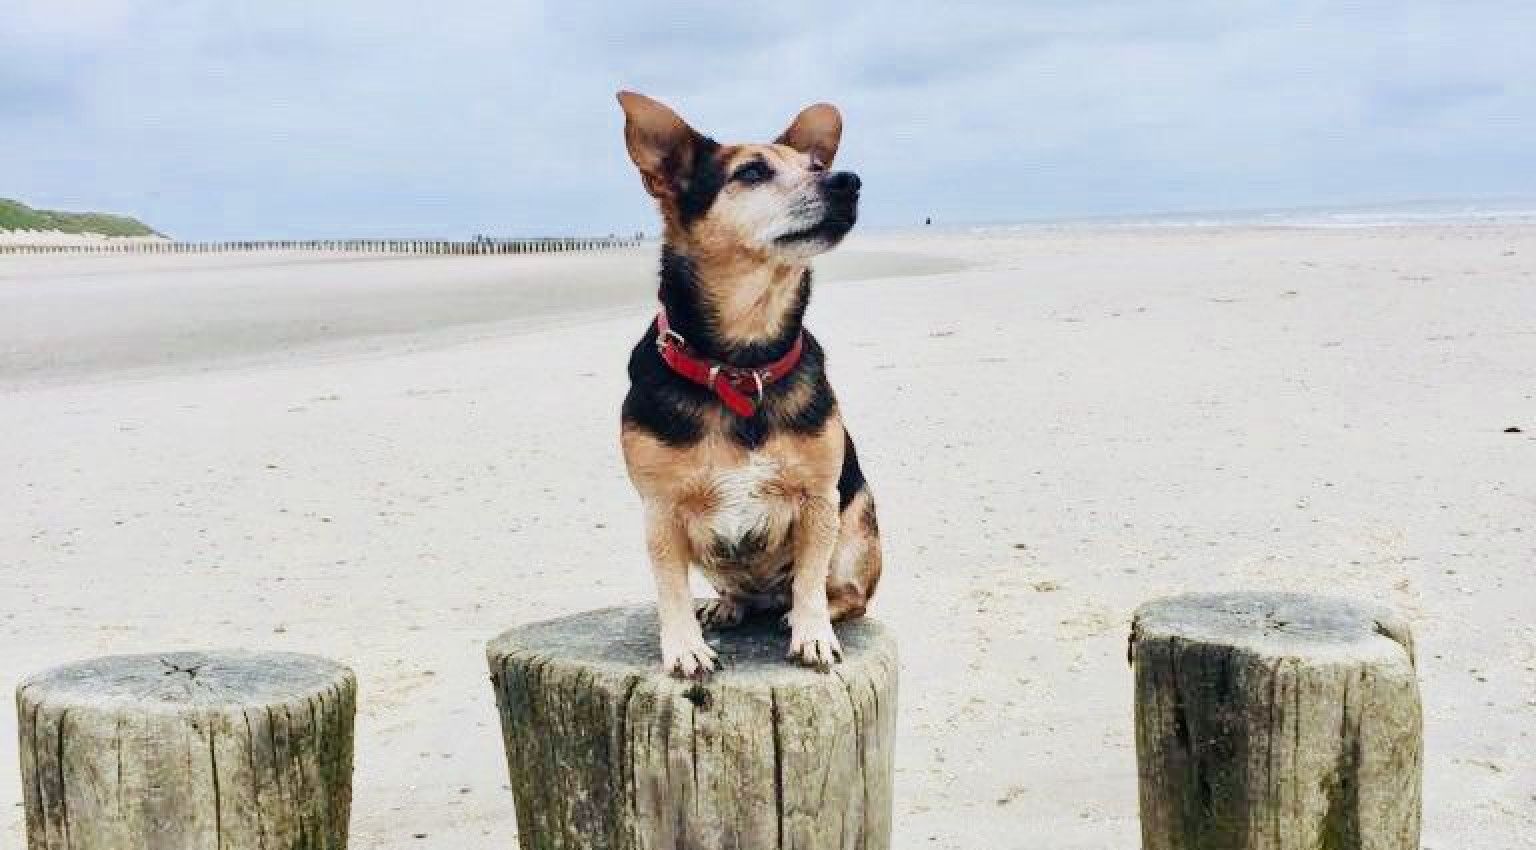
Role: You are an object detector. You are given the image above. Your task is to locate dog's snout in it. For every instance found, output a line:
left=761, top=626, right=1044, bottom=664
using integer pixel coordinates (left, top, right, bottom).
left=822, top=171, right=861, bottom=195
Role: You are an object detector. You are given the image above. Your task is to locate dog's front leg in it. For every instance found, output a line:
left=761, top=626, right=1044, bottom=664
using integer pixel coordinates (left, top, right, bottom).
left=645, top=509, right=719, bottom=678
left=787, top=489, right=842, bottom=670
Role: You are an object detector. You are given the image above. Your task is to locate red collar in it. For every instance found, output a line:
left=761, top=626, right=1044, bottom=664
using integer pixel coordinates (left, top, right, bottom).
left=654, top=309, right=805, bottom=418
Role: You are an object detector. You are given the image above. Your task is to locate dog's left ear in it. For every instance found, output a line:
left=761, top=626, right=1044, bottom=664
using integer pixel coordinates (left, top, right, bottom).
left=776, top=103, right=842, bottom=166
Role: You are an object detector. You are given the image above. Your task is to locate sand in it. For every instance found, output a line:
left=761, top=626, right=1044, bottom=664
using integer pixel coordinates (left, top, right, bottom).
left=2, top=226, right=1533, bottom=848
left=0, top=246, right=961, bottom=388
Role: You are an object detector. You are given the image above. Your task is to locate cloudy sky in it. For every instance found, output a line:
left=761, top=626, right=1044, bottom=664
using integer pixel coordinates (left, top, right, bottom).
left=4, top=1, right=1533, bottom=239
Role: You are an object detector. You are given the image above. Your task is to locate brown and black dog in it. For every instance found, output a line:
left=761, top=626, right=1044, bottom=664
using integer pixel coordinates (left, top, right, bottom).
left=616, top=91, right=882, bottom=677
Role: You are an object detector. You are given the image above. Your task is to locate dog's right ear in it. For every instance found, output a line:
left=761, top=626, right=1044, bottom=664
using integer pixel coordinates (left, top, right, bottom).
left=617, top=91, right=703, bottom=200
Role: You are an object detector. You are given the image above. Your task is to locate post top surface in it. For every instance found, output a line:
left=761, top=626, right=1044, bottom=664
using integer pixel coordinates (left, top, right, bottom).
left=487, top=604, right=896, bottom=685
left=1132, top=592, right=1415, bottom=665
left=17, top=650, right=354, bottom=711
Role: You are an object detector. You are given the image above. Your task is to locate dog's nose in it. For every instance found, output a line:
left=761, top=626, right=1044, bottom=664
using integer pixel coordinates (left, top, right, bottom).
left=822, top=171, right=861, bottom=194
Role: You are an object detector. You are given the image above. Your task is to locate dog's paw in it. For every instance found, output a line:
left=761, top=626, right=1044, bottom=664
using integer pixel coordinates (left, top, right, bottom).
left=695, top=597, right=747, bottom=631
left=660, top=631, right=720, bottom=680
left=786, top=619, right=843, bottom=672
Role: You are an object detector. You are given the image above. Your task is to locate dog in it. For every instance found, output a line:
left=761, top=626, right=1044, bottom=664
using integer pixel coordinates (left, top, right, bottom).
left=615, top=91, right=883, bottom=678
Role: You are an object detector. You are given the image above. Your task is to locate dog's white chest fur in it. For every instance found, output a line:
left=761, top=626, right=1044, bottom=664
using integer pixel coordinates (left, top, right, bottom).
left=707, top=454, right=782, bottom=544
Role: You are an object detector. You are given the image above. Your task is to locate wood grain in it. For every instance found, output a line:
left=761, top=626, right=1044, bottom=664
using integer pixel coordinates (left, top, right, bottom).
left=487, top=605, right=898, bottom=850
left=16, top=650, right=356, bottom=850
left=1130, top=592, right=1421, bottom=850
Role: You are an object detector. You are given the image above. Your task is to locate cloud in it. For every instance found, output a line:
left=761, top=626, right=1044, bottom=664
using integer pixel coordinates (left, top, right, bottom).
left=2, top=0, right=1532, bottom=238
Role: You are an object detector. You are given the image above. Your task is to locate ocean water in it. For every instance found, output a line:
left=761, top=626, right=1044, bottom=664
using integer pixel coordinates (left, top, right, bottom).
left=887, top=199, right=1536, bottom=234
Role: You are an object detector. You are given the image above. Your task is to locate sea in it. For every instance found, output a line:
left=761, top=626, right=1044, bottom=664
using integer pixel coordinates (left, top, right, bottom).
left=880, top=198, right=1536, bottom=234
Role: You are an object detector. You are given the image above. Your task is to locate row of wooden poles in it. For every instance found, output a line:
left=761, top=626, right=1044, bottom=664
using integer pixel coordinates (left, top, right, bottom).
left=15, top=592, right=1421, bottom=849
left=0, top=237, right=642, bottom=256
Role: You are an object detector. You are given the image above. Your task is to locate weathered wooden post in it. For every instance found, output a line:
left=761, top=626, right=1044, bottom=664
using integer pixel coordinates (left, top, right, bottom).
left=17, top=650, right=356, bottom=850
left=488, top=605, right=898, bottom=850
left=1129, top=592, right=1421, bottom=850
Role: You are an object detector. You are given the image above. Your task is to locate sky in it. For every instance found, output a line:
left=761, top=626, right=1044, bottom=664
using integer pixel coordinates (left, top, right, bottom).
left=3, top=0, right=1534, bottom=240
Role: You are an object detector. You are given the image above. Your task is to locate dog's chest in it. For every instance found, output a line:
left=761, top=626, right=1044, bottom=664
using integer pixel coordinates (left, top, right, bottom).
left=703, top=453, right=786, bottom=548
left=689, top=453, right=798, bottom=597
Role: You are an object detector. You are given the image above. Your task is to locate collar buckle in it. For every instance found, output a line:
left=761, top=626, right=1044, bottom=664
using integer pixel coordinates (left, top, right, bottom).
left=657, top=327, right=687, bottom=352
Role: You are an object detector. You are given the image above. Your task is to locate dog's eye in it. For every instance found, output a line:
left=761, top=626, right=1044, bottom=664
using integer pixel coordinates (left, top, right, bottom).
left=732, top=162, right=773, bottom=185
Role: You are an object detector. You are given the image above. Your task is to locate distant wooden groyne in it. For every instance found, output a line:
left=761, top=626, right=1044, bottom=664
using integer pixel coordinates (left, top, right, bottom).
left=0, top=236, right=643, bottom=256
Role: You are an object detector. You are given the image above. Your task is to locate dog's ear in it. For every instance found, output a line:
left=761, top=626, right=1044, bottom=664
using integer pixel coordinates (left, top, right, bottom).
left=776, top=103, right=842, bottom=167
left=617, top=91, right=705, bottom=199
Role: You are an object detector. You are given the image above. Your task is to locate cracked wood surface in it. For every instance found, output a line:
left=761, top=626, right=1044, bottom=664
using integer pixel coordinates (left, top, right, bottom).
left=1129, top=593, right=1421, bottom=850
left=487, top=605, right=898, bottom=850
left=16, top=650, right=356, bottom=850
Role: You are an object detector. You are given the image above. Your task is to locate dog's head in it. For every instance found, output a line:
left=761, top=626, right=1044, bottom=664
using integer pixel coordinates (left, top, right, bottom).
left=617, top=91, right=859, bottom=262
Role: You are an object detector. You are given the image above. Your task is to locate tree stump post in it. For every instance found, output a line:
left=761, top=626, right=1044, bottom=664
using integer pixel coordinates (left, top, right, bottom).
left=487, top=605, right=898, bottom=850
left=1129, top=592, right=1421, bottom=850
left=16, top=650, right=356, bottom=850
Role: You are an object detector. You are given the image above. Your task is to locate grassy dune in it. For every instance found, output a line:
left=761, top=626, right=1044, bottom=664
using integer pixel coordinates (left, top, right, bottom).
left=0, top=197, right=160, bottom=238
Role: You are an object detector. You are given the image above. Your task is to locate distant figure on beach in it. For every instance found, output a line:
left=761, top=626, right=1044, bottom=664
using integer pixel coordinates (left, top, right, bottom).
left=925, top=216, right=932, bottom=226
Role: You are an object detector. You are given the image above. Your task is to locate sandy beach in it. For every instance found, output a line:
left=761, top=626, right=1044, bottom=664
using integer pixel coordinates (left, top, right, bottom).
left=2, top=225, right=1533, bottom=848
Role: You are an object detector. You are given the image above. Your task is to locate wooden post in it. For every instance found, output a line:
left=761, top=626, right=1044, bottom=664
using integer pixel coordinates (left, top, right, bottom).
left=487, top=605, right=898, bottom=850
left=1129, top=592, right=1421, bottom=850
left=17, top=650, right=356, bottom=850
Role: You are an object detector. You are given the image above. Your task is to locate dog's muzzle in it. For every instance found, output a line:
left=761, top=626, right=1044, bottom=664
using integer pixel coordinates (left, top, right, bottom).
left=778, top=171, right=860, bottom=245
